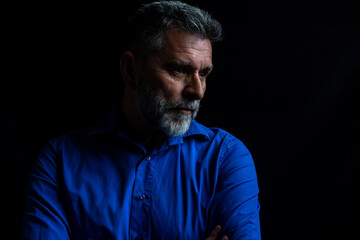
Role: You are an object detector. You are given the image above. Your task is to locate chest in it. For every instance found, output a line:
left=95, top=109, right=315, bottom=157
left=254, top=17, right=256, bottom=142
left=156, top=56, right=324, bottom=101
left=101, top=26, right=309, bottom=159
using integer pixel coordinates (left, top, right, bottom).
left=62, top=140, right=221, bottom=239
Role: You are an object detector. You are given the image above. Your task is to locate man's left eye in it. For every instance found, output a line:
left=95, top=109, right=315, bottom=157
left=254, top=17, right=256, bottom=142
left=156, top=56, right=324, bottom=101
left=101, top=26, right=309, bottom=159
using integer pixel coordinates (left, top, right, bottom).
left=174, top=68, right=186, bottom=74
left=167, top=67, right=186, bottom=76
left=199, top=70, right=208, bottom=78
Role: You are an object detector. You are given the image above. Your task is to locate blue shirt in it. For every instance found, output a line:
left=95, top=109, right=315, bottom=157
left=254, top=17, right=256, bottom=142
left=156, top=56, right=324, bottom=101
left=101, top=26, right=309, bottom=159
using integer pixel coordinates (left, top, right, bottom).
left=21, top=107, right=261, bottom=239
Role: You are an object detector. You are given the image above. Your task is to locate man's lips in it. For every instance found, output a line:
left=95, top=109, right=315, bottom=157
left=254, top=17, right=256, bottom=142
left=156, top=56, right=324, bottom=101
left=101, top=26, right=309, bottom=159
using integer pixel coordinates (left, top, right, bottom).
left=172, top=108, right=194, bottom=114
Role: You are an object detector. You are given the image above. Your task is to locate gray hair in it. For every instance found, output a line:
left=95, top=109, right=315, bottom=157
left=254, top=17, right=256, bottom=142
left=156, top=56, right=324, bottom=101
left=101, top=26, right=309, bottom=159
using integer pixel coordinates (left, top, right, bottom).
left=123, top=0, right=223, bottom=62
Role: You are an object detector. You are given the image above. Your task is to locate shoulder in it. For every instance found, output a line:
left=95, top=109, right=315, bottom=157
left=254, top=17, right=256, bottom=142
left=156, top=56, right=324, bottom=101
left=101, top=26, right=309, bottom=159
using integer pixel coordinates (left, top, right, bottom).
left=43, top=127, right=96, bottom=153
left=187, top=121, right=256, bottom=179
left=187, top=121, right=250, bottom=157
left=187, top=121, right=243, bottom=144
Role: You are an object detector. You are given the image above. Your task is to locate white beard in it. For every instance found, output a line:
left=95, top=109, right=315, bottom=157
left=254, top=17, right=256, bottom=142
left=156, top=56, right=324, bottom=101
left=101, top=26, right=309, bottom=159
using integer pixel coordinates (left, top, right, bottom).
left=135, top=79, right=199, bottom=137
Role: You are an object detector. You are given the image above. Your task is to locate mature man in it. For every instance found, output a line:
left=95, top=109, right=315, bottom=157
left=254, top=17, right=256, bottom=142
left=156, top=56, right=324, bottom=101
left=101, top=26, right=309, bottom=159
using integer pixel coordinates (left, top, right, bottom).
left=21, top=1, right=261, bottom=239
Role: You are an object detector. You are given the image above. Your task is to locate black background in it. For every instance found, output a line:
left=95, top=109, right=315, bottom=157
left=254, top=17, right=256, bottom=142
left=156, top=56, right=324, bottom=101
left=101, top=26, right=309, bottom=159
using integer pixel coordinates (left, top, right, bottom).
left=2, top=0, right=359, bottom=239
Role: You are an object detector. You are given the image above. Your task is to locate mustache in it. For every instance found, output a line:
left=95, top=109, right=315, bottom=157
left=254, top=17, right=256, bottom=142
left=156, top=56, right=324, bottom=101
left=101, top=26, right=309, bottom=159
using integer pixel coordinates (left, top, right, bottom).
left=166, top=100, right=200, bottom=111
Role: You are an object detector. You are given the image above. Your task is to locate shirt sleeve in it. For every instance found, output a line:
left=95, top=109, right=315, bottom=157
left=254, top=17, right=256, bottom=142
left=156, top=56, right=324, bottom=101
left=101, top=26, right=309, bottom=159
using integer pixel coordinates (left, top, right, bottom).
left=20, top=137, right=71, bottom=240
left=208, top=136, right=261, bottom=240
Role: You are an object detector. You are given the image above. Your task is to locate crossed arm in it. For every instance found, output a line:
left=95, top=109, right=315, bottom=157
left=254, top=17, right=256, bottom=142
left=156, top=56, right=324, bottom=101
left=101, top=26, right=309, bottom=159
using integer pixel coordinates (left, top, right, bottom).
left=21, top=137, right=260, bottom=239
left=205, top=137, right=261, bottom=239
left=207, top=225, right=229, bottom=240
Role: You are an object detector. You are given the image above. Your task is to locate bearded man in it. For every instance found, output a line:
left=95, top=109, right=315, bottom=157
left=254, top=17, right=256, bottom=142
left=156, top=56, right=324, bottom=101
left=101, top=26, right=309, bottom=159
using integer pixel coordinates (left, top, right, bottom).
left=21, top=1, right=261, bottom=239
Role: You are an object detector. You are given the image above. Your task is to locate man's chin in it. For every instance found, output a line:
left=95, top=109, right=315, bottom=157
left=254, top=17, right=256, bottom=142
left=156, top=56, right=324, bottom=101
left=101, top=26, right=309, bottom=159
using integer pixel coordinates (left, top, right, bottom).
left=160, top=118, right=193, bottom=137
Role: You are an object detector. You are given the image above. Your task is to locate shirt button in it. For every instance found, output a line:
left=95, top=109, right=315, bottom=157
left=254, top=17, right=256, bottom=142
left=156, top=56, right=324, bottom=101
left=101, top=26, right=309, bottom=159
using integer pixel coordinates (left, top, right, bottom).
left=146, top=156, right=151, bottom=160
left=139, top=194, right=146, bottom=200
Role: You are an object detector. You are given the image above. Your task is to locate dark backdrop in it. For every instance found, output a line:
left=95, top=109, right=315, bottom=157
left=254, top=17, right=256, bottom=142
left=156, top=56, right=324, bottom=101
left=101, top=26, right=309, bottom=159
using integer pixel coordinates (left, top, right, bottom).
left=2, top=1, right=359, bottom=239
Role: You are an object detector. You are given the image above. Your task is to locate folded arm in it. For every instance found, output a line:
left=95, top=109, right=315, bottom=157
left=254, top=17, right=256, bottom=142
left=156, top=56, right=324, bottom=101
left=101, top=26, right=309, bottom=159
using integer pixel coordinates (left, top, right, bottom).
left=20, top=138, right=71, bottom=239
left=207, top=137, right=261, bottom=239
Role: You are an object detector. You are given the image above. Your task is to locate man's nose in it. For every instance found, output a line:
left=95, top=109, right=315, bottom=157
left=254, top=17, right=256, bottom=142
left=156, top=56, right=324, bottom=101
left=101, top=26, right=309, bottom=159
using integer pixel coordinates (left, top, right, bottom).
left=183, top=73, right=206, bottom=101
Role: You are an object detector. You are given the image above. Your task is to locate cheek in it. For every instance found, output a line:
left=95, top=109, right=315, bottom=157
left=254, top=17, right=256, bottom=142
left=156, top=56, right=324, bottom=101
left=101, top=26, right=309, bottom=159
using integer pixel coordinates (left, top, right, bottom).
left=152, top=73, right=185, bottom=99
left=161, top=83, right=184, bottom=100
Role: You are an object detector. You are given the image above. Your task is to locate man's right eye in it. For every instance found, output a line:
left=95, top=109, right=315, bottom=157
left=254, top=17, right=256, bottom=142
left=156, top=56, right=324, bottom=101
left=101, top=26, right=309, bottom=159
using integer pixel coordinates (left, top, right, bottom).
left=169, top=67, right=186, bottom=76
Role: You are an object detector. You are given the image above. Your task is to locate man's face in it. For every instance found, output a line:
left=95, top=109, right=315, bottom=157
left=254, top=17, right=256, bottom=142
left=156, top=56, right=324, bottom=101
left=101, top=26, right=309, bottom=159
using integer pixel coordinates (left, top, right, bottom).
left=136, top=30, right=213, bottom=137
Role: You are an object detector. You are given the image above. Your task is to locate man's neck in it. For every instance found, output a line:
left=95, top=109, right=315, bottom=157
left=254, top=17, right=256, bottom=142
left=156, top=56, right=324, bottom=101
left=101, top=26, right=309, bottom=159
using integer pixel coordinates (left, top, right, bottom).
left=121, top=101, right=166, bottom=152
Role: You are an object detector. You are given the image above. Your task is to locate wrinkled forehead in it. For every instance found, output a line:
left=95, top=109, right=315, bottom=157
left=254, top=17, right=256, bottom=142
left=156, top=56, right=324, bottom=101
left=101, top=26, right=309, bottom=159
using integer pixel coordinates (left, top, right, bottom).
left=157, top=29, right=213, bottom=66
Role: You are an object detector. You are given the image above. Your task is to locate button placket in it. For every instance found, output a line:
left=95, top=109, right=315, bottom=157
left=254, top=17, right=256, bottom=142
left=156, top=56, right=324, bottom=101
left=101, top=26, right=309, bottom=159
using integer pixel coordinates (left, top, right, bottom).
left=129, top=155, right=154, bottom=239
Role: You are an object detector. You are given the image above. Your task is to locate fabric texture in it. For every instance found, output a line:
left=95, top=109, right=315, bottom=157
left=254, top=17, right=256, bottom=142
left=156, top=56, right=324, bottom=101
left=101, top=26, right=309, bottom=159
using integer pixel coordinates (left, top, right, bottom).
left=21, top=107, right=261, bottom=240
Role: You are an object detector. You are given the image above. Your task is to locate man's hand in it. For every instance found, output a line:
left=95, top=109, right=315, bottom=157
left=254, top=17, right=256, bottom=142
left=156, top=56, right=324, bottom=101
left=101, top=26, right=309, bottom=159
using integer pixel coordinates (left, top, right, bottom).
left=206, top=225, right=229, bottom=240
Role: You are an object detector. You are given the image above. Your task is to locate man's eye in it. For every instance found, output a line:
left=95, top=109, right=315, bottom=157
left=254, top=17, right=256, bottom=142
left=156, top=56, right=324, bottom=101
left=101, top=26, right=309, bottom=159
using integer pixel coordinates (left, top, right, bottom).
left=174, top=68, right=186, bottom=74
left=169, top=67, right=186, bottom=76
left=199, top=70, right=209, bottom=78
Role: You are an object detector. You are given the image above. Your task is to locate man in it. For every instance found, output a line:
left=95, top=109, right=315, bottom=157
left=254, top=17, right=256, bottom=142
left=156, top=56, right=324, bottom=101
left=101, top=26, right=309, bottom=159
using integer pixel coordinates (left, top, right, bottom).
left=21, top=1, right=261, bottom=239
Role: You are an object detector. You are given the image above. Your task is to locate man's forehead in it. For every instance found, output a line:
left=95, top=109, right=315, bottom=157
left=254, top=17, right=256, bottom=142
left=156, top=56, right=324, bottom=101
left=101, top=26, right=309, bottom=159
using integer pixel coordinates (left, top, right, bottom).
left=163, top=30, right=212, bottom=51
left=159, top=30, right=213, bottom=66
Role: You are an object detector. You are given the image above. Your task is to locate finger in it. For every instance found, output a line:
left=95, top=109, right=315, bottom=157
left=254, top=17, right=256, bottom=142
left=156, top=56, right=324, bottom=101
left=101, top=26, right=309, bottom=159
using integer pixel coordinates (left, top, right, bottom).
left=221, top=236, right=229, bottom=240
left=206, top=225, right=221, bottom=240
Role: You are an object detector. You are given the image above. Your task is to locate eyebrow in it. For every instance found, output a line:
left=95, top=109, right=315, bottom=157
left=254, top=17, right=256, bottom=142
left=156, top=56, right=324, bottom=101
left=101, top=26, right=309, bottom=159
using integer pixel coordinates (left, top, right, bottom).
left=164, top=60, right=214, bottom=73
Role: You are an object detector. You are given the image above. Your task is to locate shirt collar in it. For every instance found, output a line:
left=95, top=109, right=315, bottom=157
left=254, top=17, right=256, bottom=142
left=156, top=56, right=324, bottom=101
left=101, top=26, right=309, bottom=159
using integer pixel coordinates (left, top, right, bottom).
left=183, top=120, right=210, bottom=141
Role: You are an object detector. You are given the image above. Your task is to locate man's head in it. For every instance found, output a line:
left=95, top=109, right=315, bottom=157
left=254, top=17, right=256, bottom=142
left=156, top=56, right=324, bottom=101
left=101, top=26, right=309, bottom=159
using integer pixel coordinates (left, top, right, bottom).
left=120, top=1, right=223, bottom=137
left=123, top=0, right=223, bottom=63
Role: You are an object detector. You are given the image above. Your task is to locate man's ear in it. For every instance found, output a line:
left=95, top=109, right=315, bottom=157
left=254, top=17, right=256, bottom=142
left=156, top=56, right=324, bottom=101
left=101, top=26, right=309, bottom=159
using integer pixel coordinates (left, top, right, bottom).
left=120, top=51, right=140, bottom=90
